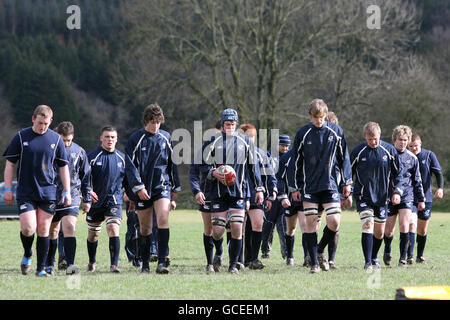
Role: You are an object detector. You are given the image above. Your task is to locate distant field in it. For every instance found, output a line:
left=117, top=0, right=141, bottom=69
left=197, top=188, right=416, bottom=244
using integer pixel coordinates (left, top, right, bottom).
left=0, top=210, right=448, bottom=300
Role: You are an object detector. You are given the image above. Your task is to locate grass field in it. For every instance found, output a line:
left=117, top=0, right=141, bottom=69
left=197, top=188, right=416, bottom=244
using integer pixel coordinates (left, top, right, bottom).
left=0, top=210, right=448, bottom=300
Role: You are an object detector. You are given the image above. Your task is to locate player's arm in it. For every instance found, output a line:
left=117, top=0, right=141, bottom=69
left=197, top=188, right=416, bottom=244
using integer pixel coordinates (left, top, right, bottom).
left=124, top=135, right=149, bottom=200
left=390, top=148, right=403, bottom=205
left=3, top=160, right=15, bottom=205
left=247, top=141, right=265, bottom=205
left=287, top=130, right=303, bottom=202
left=79, top=149, right=92, bottom=213
left=58, top=165, right=72, bottom=207
left=430, top=151, right=444, bottom=199
left=412, top=159, right=425, bottom=210
left=336, top=132, right=352, bottom=197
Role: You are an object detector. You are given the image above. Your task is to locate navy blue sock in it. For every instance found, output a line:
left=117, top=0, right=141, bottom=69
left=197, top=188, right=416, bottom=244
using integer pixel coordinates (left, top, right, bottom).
left=399, top=232, right=409, bottom=261
left=87, top=240, right=98, bottom=264
left=64, top=237, right=76, bottom=266
left=285, top=234, right=295, bottom=259
left=229, top=237, right=242, bottom=266
left=157, top=228, right=169, bottom=265
left=139, top=234, right=151, bottom=267
left=203, top=234, right=214, bottom=265
left=109, top=236, right=120, bottom=266
left=305, top=232, right=318, bottom=266
left=318, top=226, right=336, bottom=254
left=213, top=237, right=223, bottom=257
left=407, top=232, right=415, bottom=258
left=251, top=231, right=262, bottom=262
left=20, top=232, right=34, bottom=258
left=226, top=231, right=231, bottom=247
left=371, top=236, right=383, bottom=261
left=46, top=239, right=58, bottom=267
left=383, top=235, right=393, bottom=254
left=361, top=233, right=373, bottom=264
left=328, top=230, right=339, bottom=261
left=36, top=236, right=49, bottom=272
left=416, top=234, right=427, bottom=258
left=302, top=233, right=309, bottom=258
left=58, top=229, right=65, bottom=260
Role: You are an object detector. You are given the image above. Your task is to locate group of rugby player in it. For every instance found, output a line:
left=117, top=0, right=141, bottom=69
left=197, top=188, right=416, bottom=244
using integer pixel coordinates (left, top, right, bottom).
left=2, top=99, right=444, bottom=276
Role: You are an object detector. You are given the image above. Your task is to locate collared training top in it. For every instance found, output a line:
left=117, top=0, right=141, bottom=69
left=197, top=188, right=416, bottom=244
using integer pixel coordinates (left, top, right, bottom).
left=88, top=146, right=126, bottom=208
left=3, top=127, right=68, bottom=202
left=124, top=128, right=181, bottom=202
left=202, top=131, right=264, bottom=200
left=415, top=148, right=443, bottom=202
left=55, top=141, right=91, bottom=207
left=288, top=121, right=352, bottom=194
left=350, top=140, right=402, bottom=207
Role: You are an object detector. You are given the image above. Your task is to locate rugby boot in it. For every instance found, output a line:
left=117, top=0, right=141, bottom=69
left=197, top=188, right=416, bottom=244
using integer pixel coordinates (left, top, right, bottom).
left=398, top=259, right=407, bottom=268
left=36, top=270, right=50, bottom=277
left=87, top=263, right=96, bottom=273
left=248, top=259, right=265, bottom=270
left=45, top=266, right=55, bottom=276
left=371, top=258, right=381, bottom=269
left=286, top=258, right=295, bottom=266
left=416, top=256, right=426, bottom=264
left=228, top=264, right=239, bottom=274
left=329, top=261, right=338, bottom=270
left=364, top=262, right=373, bottom=270
left=213, top=255, right=223, bottom=272
left=110, top=265, right=121, bottom=273
left=310, top=264, right=321, bottom=274
left=407, top=256, right=414, bottom=265
left=58, top=258, right=68, bottom=270
left=318, top=252, right=329, bottom=271
left=66, top=264, right=80, bottom=275
left=383, top=253, right=392, bottom=266
left=205, top=264, right=215, bottom=274
left=156, top=263, right=169, bottom=274
left=21, top=256, right=32, bottom=275
left=303, top=255, right=311, bottom=268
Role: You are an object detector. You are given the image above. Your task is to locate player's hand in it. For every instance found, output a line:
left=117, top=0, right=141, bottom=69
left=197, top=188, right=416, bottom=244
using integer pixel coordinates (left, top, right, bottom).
left=418, top=201, right=425, bottom=211
left=255, top=191, right=264, bottom=206
left=90, top=190, right=99, bottom=203
left=170, top=200, right=176, bottom=210
left=292, top=191, right=301, bottom=202
left=265, top=199, right=272, bottom=212
left=281, top=198, right=291, bottom=208
left=137, top=188, right=151, bottom=201
left=212, top=168, right=226, bottom=184
left=170, top=192, right=178, bottom=202
left=129, top=201, right=136, bottom=212
left=123, top=193, right=130, bottom=202
left=342, top=185, right=352, bottom=198
left=3, top=191, right=14, bottom=206
left=82, top=202, right=91, bottom=214
left=391, top=193, right=401, bottom=205
left=61, top=191, right=72, bottom=207
left=434, top=188, right=444, bottom=199
left=341, top=196, right=352, bottom=210
left=195, top=192, right=206, bottom=205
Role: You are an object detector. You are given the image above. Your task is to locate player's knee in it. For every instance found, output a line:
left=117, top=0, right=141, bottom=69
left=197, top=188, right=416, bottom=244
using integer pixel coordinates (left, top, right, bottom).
left=211, top=216, right=227, bottom=228
left=87, top=223, right=102, bottom=239
left=360, top=210, right=374, bottom=234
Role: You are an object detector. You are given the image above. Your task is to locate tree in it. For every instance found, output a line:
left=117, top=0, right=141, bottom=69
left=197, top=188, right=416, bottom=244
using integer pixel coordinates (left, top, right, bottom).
left=118, top=0, right=421, bottom=138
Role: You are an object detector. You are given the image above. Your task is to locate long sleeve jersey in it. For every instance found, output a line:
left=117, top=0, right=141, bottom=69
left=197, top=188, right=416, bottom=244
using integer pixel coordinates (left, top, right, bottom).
left=247, top=147, right=278, bottom=200
left=55, top=141, right=91, bottom=206
left=397, top=149, right=425, bottom=204
left=350, top=140, right=402, bottom=207
left=202, top=131, right=264, bottom=199
left=415, top=148, right=443, bottom=203
left=3, top=127, right=68, bottom=202
left=124, top=128, right=181, bottom=202
left=288, top=121, right=352, bottom=194
left=88, top=146, right=126, bottom=208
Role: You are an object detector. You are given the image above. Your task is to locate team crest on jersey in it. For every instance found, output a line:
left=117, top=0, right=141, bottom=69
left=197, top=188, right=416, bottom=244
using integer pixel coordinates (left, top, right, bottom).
left=382, top=155, right=388, bottom=161
left=71, top=153, right=77, bottom=159
left=307, top=141, right=312, bottom=145
left=361, top=157, right=367, bottom=161
left=360, top=203, right=367, bottom=207
left=161, top=143, right=166, bottom=149
left=422, top=160, right=426, bottom=164
left=328, top=136, right=334, bottom=141
left=117, top=162, right=123, bottom=167
left=96, top=162, right=102, bottom=166
left=50, top=144, right=56, bottom=149
left=23, top=142, right=29, bottom=146
left=238, top=145, right=244, bottom=150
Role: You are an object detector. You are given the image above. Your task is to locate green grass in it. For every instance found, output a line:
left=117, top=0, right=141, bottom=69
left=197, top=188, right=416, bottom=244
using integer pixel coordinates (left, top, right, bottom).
left=0, top=210, right=449, bottom=300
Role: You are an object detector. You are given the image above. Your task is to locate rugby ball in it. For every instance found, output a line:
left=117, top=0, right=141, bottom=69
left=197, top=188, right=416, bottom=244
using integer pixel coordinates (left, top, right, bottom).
left=218, top=165, right=236, bottom=187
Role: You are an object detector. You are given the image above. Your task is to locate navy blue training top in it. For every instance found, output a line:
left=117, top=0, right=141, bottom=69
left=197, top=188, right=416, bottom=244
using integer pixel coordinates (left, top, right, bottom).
left=88, top=146, right=126, bottom=208
left=416, top=148, right=442, bottom=202
left=3, top=127, right=69, bottom=202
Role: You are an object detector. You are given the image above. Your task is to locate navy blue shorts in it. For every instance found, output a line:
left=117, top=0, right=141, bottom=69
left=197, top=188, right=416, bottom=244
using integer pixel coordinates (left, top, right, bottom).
left=302, top=190, right=340, bottom=205
left=52, top=206, right=79, bottom=222
left=286, top=200, right=302, bottom=217
left=198, top=200, right=212, bottom=213
left=135, top=189, right=171, bottom=210
left=86, top=204, right=123, bottom=223
left=18, top=200, right=56, bottom=215
left=388, top=201, right=413, bottom=216
left=412, top=202, right=433, bottom=221
left=210, top=195, right=246, bottom=213
left=356, top=200, right=388, bottom=222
